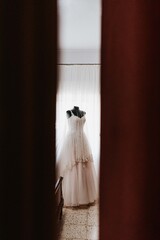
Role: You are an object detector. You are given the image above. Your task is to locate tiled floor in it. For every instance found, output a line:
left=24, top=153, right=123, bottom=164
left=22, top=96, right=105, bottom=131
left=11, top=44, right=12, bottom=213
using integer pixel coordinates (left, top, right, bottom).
left=58, top=204, right=99, bottom=240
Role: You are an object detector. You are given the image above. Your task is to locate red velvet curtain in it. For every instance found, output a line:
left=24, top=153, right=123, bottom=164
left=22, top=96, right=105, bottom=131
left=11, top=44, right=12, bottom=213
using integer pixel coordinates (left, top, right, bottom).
left=100, top=1, right=160, bottom=240
left=1, top=1, right=57, bottom=240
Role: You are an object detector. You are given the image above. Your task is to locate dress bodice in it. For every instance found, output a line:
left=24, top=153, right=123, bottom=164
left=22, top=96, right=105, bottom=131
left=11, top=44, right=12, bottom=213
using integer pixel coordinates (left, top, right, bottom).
left=68, top=113, right=86, bottom=133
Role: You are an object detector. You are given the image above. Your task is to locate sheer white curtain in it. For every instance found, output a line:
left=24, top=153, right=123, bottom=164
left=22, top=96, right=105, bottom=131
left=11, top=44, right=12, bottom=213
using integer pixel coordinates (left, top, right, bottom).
left=56, top=65, right=100, bottom=175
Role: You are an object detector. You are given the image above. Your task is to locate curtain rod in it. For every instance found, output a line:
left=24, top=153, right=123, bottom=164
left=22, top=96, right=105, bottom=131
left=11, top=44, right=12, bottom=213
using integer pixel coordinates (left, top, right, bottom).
left=57, top=64, right=101, bottom=66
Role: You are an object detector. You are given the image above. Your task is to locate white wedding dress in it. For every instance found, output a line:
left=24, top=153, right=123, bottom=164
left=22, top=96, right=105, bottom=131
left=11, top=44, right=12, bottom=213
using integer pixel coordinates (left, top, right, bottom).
left=57, top=111, right=97, bottom=207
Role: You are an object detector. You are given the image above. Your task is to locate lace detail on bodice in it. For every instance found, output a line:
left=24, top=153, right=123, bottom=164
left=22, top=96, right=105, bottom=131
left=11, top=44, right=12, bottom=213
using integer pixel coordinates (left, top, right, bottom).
left=68, top=112, right=86, bottom=133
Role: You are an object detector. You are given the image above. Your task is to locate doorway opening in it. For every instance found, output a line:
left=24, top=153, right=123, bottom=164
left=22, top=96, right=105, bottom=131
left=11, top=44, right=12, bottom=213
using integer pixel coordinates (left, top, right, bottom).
left=56, top=0, right=101, bottom=239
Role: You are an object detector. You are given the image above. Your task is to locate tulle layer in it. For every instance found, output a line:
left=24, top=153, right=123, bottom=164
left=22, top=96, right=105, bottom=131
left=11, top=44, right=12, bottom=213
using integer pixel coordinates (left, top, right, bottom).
left=56, top=123, right=98, bottom=206
left=57, top=131, right=93, bottom=176
left=62, top=161, right=97, bottom=206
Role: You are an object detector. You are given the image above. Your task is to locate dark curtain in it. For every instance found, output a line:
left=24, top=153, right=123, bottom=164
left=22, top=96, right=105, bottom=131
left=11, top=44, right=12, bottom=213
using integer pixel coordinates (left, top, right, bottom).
left=100, top=1, right=160, bottom=240
left=1, top=1, right=57, bottom=240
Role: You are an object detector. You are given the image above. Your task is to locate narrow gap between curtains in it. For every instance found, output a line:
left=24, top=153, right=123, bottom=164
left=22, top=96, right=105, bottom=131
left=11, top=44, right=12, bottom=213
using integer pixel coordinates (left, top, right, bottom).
left=56, top=64, right=101, bottom=178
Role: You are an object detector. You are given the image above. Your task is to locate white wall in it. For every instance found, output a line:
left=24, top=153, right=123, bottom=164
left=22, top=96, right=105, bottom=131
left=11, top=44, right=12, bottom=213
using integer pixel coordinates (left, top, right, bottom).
left=58, top=0, right=101, bottom=64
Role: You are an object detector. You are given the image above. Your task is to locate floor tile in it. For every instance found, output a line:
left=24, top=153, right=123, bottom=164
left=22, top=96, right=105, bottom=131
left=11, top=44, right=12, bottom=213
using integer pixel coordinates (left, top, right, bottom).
left=64, top=211, right=88, bottom=225
left=59, top=204, right=99, bottom=240
left=87, top=210, right=99, bottom=226
left=86, top=225, right=99, bottom=240
left=60, top=224, right=87, bottom=239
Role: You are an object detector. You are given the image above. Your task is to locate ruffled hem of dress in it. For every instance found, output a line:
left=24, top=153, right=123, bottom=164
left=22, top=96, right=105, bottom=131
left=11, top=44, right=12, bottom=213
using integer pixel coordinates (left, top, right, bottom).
left=64, top=154, right=93, bottom=171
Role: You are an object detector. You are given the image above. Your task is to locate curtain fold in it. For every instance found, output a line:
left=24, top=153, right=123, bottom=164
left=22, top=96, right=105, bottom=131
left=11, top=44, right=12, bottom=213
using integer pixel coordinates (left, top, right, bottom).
left=100, top=1, right=160, bottom=240
left=1, top=1, right=57, bottom=240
